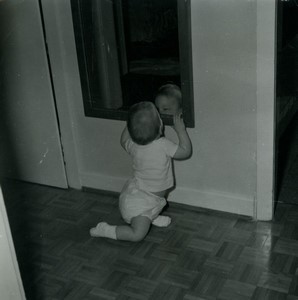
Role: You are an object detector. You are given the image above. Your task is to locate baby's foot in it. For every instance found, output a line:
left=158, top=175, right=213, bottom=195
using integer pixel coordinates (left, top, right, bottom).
left=90, top=222, right=107, bottom=237
left=90, top=222, right=117, bottom=239
left=152, top=215, right=171, bottom=227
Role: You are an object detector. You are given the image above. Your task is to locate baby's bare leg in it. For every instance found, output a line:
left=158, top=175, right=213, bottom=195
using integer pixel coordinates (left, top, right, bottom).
left=116, top=216, right=151, bottom=242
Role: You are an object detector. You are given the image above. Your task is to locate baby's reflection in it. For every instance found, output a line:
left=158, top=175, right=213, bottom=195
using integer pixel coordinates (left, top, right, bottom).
left=155, top=83, right=182, bottom=117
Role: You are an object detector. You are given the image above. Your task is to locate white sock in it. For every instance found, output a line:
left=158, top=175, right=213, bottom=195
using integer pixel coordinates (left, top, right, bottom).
left=90, top=222, right=117, bottom=239
left=152, top=215, right=171, bottom=227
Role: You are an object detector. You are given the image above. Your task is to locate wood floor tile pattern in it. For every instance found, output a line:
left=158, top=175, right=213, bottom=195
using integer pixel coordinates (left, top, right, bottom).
left=2, top=180, right=298, bottom=300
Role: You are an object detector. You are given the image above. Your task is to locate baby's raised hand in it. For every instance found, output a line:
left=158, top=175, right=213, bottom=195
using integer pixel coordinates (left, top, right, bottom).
left=173, top=111, right=186, bottom=133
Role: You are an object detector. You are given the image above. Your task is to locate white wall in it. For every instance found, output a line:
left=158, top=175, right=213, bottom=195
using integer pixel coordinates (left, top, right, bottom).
left=43, top=0, right=275, bottom=218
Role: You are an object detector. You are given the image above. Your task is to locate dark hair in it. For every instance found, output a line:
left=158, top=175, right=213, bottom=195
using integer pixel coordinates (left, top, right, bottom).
left=155, top=83, right=182, bottom=107
left=127, top=102, right=161, bottom=145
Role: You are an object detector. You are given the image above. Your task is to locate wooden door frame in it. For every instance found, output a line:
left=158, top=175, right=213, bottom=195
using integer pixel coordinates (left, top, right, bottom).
left=0, top=186, right=26, bottom=299
left=256, top=0, right=276, bottom=221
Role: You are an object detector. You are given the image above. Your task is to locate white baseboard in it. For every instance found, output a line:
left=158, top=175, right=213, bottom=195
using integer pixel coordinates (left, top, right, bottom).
left=80, top=172, right=254, bottom=217
left=168, top=186, right=254, bottom=217
left=80, top=172, right=127, bottom=192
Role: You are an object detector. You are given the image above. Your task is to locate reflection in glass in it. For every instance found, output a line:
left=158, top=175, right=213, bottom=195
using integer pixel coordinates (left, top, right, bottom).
left=71, top=0, right=194, bottom=126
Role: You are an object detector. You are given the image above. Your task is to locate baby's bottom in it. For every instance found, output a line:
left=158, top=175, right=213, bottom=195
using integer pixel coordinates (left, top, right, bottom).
left=119, top=178, right=167, bottom=223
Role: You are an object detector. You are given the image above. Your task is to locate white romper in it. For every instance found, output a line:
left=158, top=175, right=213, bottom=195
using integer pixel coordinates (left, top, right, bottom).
left=119, top=137, right=178, bottom=223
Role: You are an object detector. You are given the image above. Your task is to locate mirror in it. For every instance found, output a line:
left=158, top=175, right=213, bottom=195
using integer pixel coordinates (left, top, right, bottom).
left=71, top=0, right=194, bottom=127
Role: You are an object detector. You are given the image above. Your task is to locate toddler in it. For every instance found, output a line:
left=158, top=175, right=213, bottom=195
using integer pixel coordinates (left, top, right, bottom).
left=90, top=101, right=192, bottom=242
left=155, top=83, right=182, bottom=116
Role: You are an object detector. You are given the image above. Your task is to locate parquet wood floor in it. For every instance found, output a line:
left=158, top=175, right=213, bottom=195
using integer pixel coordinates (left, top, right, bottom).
left=2, top=179, right=298, bottom=300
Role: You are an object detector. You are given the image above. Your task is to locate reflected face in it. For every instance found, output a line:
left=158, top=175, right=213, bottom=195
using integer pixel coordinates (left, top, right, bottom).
left=155, top=95, right=181, bottom=115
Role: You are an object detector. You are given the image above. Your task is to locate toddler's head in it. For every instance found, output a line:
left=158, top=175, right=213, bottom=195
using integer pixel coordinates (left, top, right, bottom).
left=155, top=83, right=182, bottom=115
left=128, top=101, right=162, bottom=145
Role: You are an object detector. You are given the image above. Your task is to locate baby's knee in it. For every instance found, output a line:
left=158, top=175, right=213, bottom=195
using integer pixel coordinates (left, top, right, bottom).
left=130, top=215, right=151, bottom=242
left=131, top=229, right=147, bottom=242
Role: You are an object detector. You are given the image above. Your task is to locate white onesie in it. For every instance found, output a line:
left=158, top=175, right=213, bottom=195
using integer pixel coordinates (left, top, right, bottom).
left=124, top=137, right=178, bottom=192
left=119, top=137, right=178, bottom=223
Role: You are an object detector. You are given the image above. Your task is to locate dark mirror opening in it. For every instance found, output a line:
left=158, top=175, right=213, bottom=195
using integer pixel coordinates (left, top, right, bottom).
left=71, top=0, right=194, bottom=127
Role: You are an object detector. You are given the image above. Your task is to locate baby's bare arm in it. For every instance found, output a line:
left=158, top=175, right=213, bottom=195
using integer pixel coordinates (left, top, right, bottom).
left=120, top=126, right=130, bottom=149
left=173, top=113, right=192, bottom=160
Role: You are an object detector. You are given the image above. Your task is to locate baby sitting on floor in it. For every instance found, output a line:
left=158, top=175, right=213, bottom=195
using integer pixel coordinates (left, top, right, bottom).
left=90, top=101, right=192, bottom=242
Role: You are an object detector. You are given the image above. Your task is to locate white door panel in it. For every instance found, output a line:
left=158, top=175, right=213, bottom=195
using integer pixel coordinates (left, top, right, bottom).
left=0, top=0, right=67, bottom=188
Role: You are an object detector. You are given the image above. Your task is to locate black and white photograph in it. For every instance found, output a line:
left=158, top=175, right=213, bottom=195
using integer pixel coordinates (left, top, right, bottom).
left=0, top=0, right=298, bottom=299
